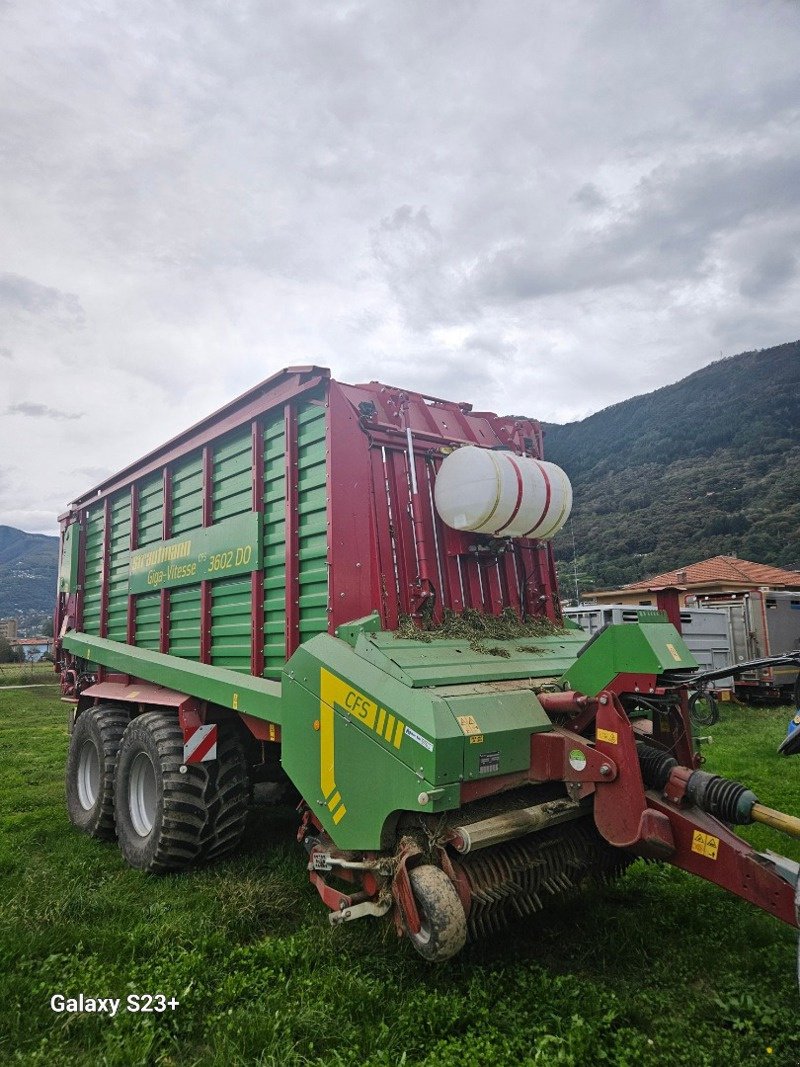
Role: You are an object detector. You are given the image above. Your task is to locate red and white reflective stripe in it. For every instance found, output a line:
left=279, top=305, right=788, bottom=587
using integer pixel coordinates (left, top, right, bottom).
left=182, top=723, right=217, bottom=764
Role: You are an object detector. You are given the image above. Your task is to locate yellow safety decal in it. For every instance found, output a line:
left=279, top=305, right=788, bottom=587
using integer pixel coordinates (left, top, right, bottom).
left=597, top=728, right=618, bottom=745
left=232, top=693, right=239, bottom=710
left=129, top=690, right=140, bottom=699
left=319, top=669, right=408, bottom=827
left=666, top=643, right=683, bottom=663
left=691, top=830, right=719, bottom=860
left=457, top=715, right=482, bottom=736
left=469, top=734, right=485, bottom=745
left=268, top=723, right=277, bottom=741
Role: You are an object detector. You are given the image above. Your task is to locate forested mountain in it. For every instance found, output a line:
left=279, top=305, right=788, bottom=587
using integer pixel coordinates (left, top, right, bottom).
left=544, top=340, right=800, bottom=592
left=0, top=526, right=59, bottom=618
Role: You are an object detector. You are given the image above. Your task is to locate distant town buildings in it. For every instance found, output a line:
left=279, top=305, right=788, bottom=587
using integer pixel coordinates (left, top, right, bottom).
left=0, top=618, right=18, bottom=641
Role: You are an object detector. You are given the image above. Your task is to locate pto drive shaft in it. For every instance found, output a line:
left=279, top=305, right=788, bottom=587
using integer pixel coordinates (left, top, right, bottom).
left=638, top=744, right=800, bottom=840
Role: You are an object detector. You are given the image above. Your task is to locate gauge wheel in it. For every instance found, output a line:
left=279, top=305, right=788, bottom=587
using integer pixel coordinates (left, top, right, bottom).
left=405, top=864, right=467, bottom=963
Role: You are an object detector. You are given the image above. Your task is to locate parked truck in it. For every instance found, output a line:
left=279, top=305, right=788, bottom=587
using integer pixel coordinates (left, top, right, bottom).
left=56, top=366, right=800, bottom=962
left=688, top=590, right=800, bottom=702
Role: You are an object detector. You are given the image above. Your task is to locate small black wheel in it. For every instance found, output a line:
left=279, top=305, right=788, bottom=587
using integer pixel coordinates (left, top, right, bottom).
left=66, top=704, right=130, bottom=839
left=689, top=690, right=719, bottom=727
left=114, top=712, right=209, bottom=873
left=406, top=865, right=467, bottom=963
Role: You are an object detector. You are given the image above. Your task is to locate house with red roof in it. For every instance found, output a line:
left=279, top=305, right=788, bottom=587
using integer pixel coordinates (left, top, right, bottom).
left=585, top=555, right=800, bottom=607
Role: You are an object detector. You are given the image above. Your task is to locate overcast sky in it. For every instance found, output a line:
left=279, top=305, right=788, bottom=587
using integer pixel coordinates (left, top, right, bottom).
left=1, top=1, right=799, bottom=535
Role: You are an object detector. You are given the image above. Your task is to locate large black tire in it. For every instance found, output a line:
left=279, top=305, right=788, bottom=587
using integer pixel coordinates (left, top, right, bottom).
left=66, top=704, right=130, bottom=840
left=114, top=712, right=249, bottom=873
left=201, top=727, right=249, bottom=862
left=406, top=864, right=467, bottom=963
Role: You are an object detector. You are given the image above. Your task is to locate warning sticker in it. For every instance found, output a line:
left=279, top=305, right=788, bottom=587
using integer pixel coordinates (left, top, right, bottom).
left=469, top=734, right=485, bottom=745
left=691, top=830, right=719, bottom=860
left=457, top=715, right=482, bottom=736
left=666, top=642, right=683, bottom=662
left=568, top=748, right=587, bottom=772
left=596, top=728, right=618, bottom=745
left=478, top=751, right=500, bottom=775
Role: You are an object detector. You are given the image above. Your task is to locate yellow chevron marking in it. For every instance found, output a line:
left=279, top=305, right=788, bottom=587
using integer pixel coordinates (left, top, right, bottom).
left=319, top=669, right=408, bottom=828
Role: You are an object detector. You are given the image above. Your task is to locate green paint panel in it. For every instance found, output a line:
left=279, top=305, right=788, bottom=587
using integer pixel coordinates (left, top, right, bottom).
left=352, top=631, right=588, bottom=687
left=62, top=631, right=281, bottom=722
left=262, top=413, right=287, bottom=679
left=82, top=506, right=104, bottom=636
left=443, top=690, right=550, bottom=782
left=282, top=634, right=464, bottom=850
left=106, top=493, right=131, bottom=642
left=169, top=584, right=201, bottom=660
left=134, top=473, right=164, bottom=651
left=213, top=429, right=252, bottom=523
left=58, top=523, right=80, bottom=595
left=562, top=622, right=698, bottom=696
left=171, top=454, right=203, bottom=535
left=296, top=402, right=328, bottom=642
left=210, top=575, right=252, bottom=673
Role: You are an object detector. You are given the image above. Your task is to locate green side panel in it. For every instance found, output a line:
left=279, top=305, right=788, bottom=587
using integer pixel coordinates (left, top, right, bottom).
left=296, top=402, right=328, bottom=640
left=562, top=622, right=699, bottom=697
left=58, top=523, right=80, bottom=595
left=106, top=493, right=131, bottom=642
left=82, top=506, right=104, bottom=636
left=169, top=583, right=202, bottom=661
left=210, top=575, right=251, bottom=673
left=351, top=630, right=588, bottom=687
left=213, top=428, right=252, bottom=522
left=282, top=631, right=555, bottom=850
left=171, top=453, right=203, bottom=535
left=282, top=635, right=463, bottom=850
left=168, top=454, right=203, bottom=661
left=62, top=631, right=281, bottom=722
left=262, top=413, right=286, bottom=680
left=442, top=691, right=551, bottom=782
left=134, top=473, right=164, bottom=651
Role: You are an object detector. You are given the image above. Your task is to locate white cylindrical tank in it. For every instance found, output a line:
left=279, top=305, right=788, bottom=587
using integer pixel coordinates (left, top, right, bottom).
left=433, top=445, right=572, bottom=540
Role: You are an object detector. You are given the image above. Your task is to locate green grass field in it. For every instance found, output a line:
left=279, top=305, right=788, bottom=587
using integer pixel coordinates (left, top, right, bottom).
left=1, top=689, right=798, bottom=1066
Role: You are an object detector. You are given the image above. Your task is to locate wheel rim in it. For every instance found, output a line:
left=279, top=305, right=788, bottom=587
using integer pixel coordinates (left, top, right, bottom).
left=77, top=740, right=100, bottom=811
left=129, top=752, right=157, bottom=837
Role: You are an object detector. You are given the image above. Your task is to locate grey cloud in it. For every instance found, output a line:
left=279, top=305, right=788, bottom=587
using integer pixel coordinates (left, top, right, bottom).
left=371, top=205, right=475, bottom=331
left=0, top=273, right=84, bottom=325
left=572, top=183, right=607, bottom=211
left=472, top=153, right=800, bottom=304
left=7, top=402, right=83, bottom=420
left=739, top=246, right=798, bottom=299
left=0, top=346, right=12, bottom=359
